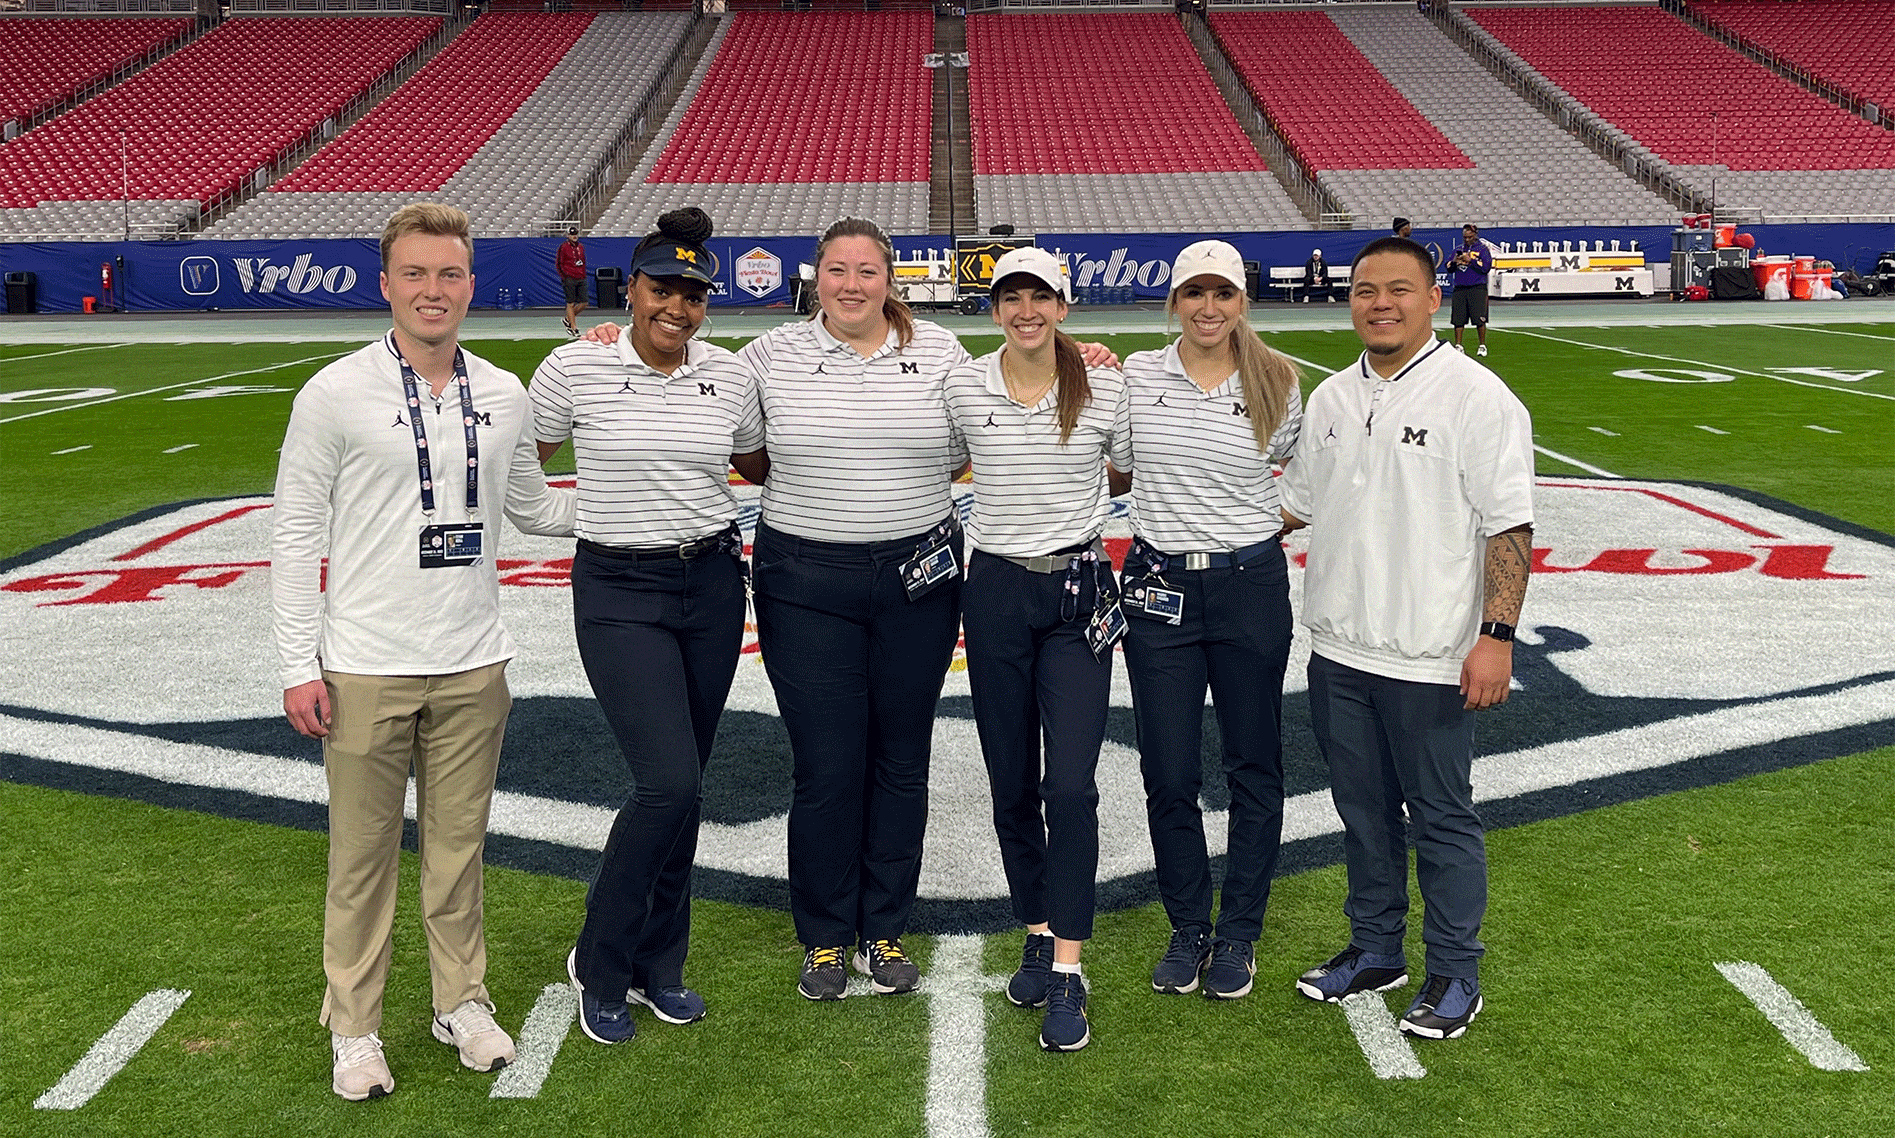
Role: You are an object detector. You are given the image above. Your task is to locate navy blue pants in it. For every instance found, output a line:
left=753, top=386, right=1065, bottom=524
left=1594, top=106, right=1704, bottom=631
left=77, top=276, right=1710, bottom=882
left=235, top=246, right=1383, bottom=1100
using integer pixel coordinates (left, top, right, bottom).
left=1307, top=652, right=1485, bottom=979
left=1122, top=540, right=1292, bottom=942
left=962, top=550, right=1111, bottom=943
left=751, top=519, right=962, bottom=949
left=569, top=541, right=745, bottom=995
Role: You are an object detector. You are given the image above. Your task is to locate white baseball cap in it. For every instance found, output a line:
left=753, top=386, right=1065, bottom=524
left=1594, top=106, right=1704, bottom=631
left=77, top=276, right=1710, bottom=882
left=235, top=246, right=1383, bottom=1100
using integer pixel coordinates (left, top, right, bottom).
left=988, top=246, right=1069, bottom=301
left=1312, top=248, right=1323, bottom=257
left=1170, top=240, right=1246, bottom=292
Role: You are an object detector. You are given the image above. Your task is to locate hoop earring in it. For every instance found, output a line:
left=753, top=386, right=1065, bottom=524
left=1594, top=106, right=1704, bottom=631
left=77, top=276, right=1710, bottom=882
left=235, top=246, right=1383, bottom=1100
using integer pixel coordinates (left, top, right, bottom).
left=693, top=313, right=714, bottom=340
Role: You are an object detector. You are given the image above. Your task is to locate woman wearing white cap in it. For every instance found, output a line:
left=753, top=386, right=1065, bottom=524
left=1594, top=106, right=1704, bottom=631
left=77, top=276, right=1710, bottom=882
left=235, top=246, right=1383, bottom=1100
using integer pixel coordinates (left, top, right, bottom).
left=1109, top=238, right=1304, bottom=1001
left=530, top=208, right=765, bottom=1044
left=942, top=246, right=1125, bottom=1052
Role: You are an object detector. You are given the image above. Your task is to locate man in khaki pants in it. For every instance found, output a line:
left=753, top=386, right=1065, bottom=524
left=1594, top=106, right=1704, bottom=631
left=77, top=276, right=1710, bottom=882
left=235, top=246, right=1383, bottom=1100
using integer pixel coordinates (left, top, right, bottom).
left=271, top=203, right=573, bottom=1100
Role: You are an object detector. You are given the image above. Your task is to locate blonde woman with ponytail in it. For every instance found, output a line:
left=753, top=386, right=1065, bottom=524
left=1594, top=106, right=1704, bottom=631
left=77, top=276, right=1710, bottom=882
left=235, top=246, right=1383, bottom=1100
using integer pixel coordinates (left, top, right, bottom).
left=1106, top=239, right=1304, bottom=1003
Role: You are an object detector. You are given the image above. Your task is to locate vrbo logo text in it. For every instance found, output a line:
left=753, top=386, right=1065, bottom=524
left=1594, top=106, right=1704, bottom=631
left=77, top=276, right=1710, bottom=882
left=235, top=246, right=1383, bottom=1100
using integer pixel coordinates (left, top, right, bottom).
left=231, top=253, right=360, bottom=295
left=1061, top=248, right=1172, bottom=290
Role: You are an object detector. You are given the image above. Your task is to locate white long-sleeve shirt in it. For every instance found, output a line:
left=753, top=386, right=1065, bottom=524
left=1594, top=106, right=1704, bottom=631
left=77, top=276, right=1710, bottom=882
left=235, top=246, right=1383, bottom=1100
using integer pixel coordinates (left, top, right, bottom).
left=271, top=334, right=574, bottom=689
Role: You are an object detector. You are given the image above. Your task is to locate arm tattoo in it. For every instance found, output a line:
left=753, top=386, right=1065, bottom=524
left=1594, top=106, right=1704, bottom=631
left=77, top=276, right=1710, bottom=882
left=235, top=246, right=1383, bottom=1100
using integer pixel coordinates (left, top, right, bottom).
left=1482, top=525, right=1533, bottom=623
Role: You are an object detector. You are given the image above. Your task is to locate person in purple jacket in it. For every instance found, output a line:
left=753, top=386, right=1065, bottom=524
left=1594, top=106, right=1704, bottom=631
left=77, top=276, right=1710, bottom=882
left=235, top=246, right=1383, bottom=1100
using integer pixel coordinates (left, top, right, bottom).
left=1446, top=223, right=1493, bottom=357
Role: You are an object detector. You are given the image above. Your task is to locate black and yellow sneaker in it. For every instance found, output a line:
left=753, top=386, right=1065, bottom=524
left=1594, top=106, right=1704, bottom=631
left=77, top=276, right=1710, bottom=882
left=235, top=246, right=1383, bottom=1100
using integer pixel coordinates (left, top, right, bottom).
left=799, top=945, right=850, bottom=1001
left=853, top=938, right=921, bottom=995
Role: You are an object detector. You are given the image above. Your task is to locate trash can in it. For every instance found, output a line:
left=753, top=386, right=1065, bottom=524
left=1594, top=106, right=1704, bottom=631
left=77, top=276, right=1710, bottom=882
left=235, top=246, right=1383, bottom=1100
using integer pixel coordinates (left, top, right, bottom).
left=594, top=266, right=625, bottom=310
left=1243, top=260, right=1262, bottom=302
left=4, top=270, right=36, bottom=314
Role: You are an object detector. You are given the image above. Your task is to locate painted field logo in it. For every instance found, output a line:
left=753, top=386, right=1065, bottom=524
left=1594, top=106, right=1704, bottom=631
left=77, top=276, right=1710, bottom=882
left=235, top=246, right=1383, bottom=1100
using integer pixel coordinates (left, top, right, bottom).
left=1, top=480, right=1888, bottom=930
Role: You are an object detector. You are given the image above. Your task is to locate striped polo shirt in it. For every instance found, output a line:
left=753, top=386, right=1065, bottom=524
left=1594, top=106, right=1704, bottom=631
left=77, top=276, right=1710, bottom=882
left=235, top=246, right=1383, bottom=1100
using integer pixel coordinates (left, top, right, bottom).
left=1108, top=340, right=1304, bottom=553
left=737, top=314, right=970, bottom=543
left=943, top=350, right=1124, bottom=558
left=529, top=333, right=764, bottom=547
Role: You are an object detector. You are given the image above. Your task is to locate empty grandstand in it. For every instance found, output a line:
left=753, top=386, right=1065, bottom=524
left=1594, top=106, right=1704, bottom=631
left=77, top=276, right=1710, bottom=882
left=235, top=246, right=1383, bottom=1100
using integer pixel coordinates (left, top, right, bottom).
left=1687, top=0, right=1892, bottom=118
left=0, top=16, right=193, bottom=132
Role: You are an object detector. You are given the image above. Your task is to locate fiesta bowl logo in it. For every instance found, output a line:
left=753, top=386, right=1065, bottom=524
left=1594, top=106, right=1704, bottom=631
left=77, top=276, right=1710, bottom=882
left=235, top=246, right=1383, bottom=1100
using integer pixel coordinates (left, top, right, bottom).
left=1, top=480, right=1889, bottom=931
left=734, top=247, right=783, bottom=299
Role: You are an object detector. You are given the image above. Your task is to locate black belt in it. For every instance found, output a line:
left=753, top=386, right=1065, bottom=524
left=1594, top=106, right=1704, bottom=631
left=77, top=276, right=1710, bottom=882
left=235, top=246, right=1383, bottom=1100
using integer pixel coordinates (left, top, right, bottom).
left=1136, top=536, right=1279, bottom=572
left=579, top=532, right=726, bottom=562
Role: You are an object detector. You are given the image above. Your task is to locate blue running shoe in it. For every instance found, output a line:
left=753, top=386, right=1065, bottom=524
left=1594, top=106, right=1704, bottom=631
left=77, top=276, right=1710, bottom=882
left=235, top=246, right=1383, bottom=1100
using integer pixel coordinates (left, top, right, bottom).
left=1039, top=972, right=1090, bottom=1052
left=1151, top=927, right=1211, bottom=994
left=1295, top=945, right=1409, bottom=1003
left=630, top=984, right=706, bottom=1025
left=567, top=948, right=634, bottom=1044
left=1007, top=933, right=1055, bottom=1008
left=1399, top=975, right=1482, bottom=1039
left=1202, top=938, right=1255, bottom=1000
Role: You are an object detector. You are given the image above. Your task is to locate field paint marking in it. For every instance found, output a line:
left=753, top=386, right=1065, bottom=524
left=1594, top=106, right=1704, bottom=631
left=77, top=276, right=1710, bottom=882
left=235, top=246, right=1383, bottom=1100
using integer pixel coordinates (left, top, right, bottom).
left=1339, top=992, right=1426, bottom=1080
left=1532, top=444, right=1621, bottom=478
left=924, top=934, right=1007, bottom=1138
left=0, top=352, right=350, bottom=424
left=1695, top=425, right=1730, bottom=435
left=161, top=444, right=199, bottom=454
left=1588, top=427, right=1620, bottom=436
left=52, top=445, right=93, bottom=455
left=490, top=983, right=576, bottom=1099
left=1772, top=325, right=1893, bottom=341
left=1502, top=328, right=1895, bottom=400
left=34, top=988, right=191, bottom=1110
left=0, top=343, right=134, bottom=364
left=1805, top=425, right=1841, bottom=434
left=1714, top=962, right=1868, bottom=1072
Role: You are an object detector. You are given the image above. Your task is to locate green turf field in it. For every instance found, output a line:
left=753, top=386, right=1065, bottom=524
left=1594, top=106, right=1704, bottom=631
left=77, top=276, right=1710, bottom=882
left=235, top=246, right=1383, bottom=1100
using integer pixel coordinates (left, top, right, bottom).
left=2, top=317, right=1890, bottom=1135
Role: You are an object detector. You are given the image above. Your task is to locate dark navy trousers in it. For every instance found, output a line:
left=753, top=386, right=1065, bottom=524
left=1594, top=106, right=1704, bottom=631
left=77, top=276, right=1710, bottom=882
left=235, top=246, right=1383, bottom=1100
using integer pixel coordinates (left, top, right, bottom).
left=1307, top=652, right=1485, bottom=979
left=751, top=519, right=962, bottom=949
left=1123, top=540, right=1293, bottom=942
left=569, top=540, right=745, bottom=996
left=962, top=550, right=1111, bottom=943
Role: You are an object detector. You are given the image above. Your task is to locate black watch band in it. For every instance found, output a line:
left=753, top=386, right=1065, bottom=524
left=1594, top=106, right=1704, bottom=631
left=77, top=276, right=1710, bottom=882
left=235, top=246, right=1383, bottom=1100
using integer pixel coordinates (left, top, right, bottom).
left=1479, top=621, right=1515, bottom=642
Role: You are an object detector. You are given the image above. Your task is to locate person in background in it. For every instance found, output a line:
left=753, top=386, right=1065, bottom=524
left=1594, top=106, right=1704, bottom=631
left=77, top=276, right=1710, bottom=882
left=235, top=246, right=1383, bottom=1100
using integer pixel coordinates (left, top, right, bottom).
left=1447, top=223, right=1493, bottom=357
left=272, top=202, right=574, bottom=1100
left=558, top=226, right=588, bottom=337
left=1392, top=218, right=1413, bottom=239
left=1298, top=248, right=1334, bottom=303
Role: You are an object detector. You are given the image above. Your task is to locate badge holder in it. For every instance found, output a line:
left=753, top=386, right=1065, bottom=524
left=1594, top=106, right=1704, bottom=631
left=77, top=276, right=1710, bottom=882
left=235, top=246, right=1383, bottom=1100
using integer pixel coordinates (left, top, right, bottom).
left=901, top=519, right=961, bottom=601
left=419, top=522, right=484, bottom=568
left=1121, top=539, right=1184, bottom=625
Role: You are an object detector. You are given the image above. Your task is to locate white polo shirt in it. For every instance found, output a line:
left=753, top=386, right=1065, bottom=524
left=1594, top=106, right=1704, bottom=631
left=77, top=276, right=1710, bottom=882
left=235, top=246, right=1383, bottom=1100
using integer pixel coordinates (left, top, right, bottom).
left=272, top=334, right=575, bottom=689
left=529, top=333, right=764, bottom=547
left=1281, top=339, right=1535, bottom=685
left=737, top=314, right=970, bottom=543
left=943, top=350, right=1123, bottom=558
left=1109, top=340, right=1304, bottom=552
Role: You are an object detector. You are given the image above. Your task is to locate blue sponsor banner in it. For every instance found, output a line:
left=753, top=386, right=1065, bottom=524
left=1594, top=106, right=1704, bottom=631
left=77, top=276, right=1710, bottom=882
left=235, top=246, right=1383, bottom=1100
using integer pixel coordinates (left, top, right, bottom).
left=1, top=224, right=1886, bottom=314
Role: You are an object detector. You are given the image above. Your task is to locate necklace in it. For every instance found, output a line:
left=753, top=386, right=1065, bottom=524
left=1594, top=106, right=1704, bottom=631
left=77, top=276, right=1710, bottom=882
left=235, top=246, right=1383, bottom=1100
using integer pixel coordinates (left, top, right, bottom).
left=1003, top=358, right=1056, bottom=405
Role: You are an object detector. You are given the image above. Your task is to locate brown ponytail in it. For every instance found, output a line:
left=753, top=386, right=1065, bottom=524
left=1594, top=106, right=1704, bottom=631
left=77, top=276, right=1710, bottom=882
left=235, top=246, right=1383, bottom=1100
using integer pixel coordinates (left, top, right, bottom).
left=1051, top=330, right=1092, bottom=444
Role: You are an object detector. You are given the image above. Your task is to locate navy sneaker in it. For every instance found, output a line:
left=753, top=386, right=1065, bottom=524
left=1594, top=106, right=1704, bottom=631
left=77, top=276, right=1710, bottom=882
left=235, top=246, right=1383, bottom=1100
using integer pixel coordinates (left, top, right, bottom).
left=1296, top=945, right=1409, bottom=1003
left=1006, top=933, right=1055, bottom=1008
left=798, top=945, right=849, bottom=1001
left=629, top=984, right=706, bottom=1025
left=1201, top=938, right=1256, bottom=1000
left=1039, top=972, right=1090, bottom=1052
left=1399, top=975, right=1482, bottom=1039
left=1151, top=927, right=1211, bottom=994
left=853, top=938, right=921, bottom=995
left=567, top=949, right=634, bottom=1044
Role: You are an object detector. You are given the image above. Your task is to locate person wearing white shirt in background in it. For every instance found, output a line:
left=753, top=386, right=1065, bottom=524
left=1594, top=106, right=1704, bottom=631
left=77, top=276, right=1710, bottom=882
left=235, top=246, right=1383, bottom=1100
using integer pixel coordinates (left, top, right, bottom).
left=943, top=247, right=1125, bottom=1052
left=1108, top=239, right=1304, bottom=1004
left=272, top=202, right=575, bottom=1100
left=1281, top=235, right=1533, bottom=1041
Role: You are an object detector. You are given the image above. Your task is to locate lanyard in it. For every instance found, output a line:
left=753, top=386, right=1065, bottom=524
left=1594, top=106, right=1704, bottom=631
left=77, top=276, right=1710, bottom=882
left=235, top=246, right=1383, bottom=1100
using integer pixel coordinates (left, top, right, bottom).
left=390, top=334, right=478, bottom=517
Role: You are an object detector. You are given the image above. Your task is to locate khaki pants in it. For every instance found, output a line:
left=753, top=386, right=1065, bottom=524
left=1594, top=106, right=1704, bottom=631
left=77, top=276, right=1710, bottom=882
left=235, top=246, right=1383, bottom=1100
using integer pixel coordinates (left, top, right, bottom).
left=318, top=661, right=510, bottom=1036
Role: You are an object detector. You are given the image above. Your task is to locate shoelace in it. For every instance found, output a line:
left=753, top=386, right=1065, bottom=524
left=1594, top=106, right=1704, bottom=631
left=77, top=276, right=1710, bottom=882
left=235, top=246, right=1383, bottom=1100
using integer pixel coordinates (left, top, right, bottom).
left=443, top=1002, right=500, bottom=1037
left=335, top=1032, right=384, bottom=1066
left=1414, top=975, right=1463, bottom=1012
left=1161, top=929, right=1207, bottom=966
left=1046, top=973, right=1086, bottom=1014
left=1021, top=936, right=1053, bottom=970
left=1210, top=941, right=1251, bottom=968
left=808, top=945, right=846, bottom=969
left=866, top=939, right=909, bottom=966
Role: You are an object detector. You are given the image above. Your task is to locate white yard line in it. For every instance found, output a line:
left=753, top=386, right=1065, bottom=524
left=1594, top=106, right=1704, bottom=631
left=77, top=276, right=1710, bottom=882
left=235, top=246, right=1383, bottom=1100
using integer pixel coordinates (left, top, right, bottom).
left=1588, top=427, right=1620, bottom=436
left=1714, top=961, right=1868, bottom=1072
left=1533, top=445, right=1621, bottom=478
left=1504, top=328, right=1894, bottom=400
left=0, top=352, right=348, bottom=424
left=924, top=935, right=1008, bottom=1138
left=1805, top=425, right=1841, bottom=434
left=1771, top=325, right=1893, bottom=341
left=161, top=444, right=199, bottom=454
left=0, top=343, right=135, bottom=364
left=51, top=445, right=93, bottom=455
left=34, top=989, right=191, bottom=1110
left=490, top=983, right=577, bottom=1099
left=1695, top=425, right=1730, bottom=435
left=1340, top=992, right=1427, bottom=1080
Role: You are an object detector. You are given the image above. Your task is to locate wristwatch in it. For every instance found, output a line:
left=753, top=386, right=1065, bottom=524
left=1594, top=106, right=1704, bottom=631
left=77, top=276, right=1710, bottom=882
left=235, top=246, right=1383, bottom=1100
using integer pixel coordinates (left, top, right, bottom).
left=1479, top=621, right=1515, bottom=642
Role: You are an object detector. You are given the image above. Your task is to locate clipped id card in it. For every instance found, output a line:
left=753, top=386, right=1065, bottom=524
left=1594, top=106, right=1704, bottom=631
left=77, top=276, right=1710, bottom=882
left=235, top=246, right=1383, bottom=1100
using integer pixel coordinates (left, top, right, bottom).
left=419, top=522, right=484, bottom=568
left=1086, top=600, right=1128, bottom=658
left=1125, top=581, right=1184, bottom=625
left=901, top=541, right=959, bottom=600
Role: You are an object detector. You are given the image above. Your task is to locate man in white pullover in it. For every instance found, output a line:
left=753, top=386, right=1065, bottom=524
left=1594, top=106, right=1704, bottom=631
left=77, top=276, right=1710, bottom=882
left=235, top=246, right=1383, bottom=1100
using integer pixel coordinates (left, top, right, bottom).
left=272, top=203, right=574, bottom=1100
left=1279, top=236, right=1533, bottom=1041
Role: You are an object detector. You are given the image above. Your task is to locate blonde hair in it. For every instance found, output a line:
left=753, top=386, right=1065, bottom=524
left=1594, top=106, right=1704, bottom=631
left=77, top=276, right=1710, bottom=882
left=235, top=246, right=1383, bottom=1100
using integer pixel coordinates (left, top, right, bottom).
left=1164, top=289, right=1299, bottom=453
left=812, top=216, right=914, bottom=350
left=380, top=202, right=473, bottom=271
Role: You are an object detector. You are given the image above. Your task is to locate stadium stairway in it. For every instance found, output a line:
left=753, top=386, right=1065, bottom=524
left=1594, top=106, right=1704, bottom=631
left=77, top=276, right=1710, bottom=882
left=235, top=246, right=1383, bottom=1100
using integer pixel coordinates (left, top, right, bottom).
left=0, top=16, right=196, bottom=134
left=1685, top=0, right=1892, bottom=121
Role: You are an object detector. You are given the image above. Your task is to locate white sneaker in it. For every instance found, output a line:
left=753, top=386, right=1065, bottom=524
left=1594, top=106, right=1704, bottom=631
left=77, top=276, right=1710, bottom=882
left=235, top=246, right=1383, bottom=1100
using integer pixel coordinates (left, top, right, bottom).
left=331, top=1031, right=394, bottom=1101
left=1453, top=343, right=1465, bottom=353
left=1476, top=344, right=1489, bottom=357
left=432, top=999, right=515, bottom=1072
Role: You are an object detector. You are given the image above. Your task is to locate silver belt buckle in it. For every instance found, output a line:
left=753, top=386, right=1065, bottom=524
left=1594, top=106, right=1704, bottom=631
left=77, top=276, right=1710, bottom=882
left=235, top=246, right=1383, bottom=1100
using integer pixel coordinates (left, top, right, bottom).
left=1024, top=555, right=1058, bottom=573
left=678, top=539, right=702, bottom=559
left=1184, top=552, right=1212, bottom=571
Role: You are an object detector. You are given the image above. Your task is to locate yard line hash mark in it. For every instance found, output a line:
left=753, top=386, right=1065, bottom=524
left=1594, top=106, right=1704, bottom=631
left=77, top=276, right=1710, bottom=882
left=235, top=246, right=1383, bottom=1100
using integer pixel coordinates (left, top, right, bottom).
left=1695, top=425, right=1730, bottom=435
left=490, top=983, right=576, bottom=1100
left=162, top=444, right=199, bottom=454
left=1588, top=427, right=1620, bottom=436
left=52, top=445, right=93, bottom=455
left=1340, top=992, right=1427, bottom=1080
left=1714, top=961, right=1867, bottom=1072
left=1805, top=425, right=1841, bottom=434
left=34, top=988, right=191, bottom=1110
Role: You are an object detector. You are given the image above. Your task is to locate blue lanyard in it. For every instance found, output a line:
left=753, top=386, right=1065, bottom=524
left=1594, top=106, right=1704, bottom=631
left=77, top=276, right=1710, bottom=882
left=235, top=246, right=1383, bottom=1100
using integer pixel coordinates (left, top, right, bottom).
left=390, top=334, right=478, bottom=516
